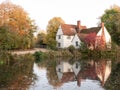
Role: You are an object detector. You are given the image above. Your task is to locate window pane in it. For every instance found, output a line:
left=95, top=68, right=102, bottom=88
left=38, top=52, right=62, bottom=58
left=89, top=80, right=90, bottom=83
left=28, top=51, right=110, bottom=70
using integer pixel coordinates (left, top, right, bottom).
left=58, top=35, right=61, bottom=39
left=76, top=41, right=78, bottom=46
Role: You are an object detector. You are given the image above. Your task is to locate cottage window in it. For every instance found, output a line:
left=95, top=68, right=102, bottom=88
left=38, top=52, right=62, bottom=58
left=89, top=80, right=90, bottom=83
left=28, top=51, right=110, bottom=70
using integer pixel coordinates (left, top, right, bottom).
left=67, top=36, right=71, bottom=39
left=76, top=63, right=78, bottom=69
left=58, top=68, right=61, bottom=72
left=58, top=43, right=61, bottom=47
left=58, top=35, right=61, bottom=39
left=76, top=41, right=78, bottom=46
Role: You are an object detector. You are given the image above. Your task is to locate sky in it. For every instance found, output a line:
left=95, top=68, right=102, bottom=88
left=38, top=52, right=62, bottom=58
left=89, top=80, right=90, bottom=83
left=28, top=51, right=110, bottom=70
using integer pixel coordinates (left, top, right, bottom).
left=0, top=0, right=120, bottom=32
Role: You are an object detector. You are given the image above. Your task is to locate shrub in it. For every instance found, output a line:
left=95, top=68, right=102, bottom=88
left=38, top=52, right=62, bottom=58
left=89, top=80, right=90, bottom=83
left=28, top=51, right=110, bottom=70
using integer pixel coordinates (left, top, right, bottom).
left=34, top=51, right=48, bottom=63
left=67, top=45, right=75, bottom=54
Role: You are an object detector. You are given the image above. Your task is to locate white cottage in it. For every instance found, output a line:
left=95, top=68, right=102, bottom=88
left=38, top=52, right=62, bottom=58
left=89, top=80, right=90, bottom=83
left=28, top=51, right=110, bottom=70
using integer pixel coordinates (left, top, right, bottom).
left=56, top=61, right=81, bottom=83
left=56, top=21, right=86, bottom=48
left=56, top=21, right=111, bottom=49
left=56, top=61, right=75, bottom=82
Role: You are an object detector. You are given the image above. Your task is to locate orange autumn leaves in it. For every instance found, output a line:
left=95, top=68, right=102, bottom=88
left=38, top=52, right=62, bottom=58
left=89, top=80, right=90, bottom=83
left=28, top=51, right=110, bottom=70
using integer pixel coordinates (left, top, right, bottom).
left=0, top=2, right=31, bottom=35
left=0, top=1, right=36, bottom=49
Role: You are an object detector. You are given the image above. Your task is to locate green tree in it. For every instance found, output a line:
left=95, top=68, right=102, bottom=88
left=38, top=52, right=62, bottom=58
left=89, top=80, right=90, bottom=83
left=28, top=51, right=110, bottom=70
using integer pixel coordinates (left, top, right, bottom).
left=0, top=25, right=13, bottom=50
left=0, top=1, right=36, bottom=49
left=101, top=5, right=120, bottom=45
left=36, top=32, right=46, bottom=47
left=46, top=17, right=65, bottom=49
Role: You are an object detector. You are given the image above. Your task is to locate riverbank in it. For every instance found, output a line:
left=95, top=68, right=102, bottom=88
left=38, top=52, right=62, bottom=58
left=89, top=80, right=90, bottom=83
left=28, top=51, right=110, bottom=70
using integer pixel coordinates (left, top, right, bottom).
left=10, top=47, right=120, bottom=60
left=11, top=48, right=48, bottom=55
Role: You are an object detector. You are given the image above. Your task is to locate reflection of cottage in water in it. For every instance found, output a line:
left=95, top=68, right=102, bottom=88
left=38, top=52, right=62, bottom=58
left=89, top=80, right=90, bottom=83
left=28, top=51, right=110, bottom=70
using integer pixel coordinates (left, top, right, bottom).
left=56, top=61, right=81, bottom=83
left=56, top=60, right=111, bottom=87
left=95, top=60, right=111, bottom=86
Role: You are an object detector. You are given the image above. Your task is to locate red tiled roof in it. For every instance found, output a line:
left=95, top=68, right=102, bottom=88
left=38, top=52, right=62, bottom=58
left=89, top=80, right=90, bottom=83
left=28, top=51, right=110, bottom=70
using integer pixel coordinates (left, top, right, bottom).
left=77, top=65, right=97, bottom=80
left=76, top=27, right=101, bottom=42
left=61, top=72, right=75, bottom=83
left=61, top=24, right=87, bottom=36
left=61, top=24, right=76, bottom=35
left=77, top=33, right=88, bottom=42
left=80, top=27, right=101, bottom=34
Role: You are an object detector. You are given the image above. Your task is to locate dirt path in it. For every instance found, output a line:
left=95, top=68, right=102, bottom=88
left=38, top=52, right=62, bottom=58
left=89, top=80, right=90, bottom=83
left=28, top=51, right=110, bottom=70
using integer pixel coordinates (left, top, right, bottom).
left=11, top=48, right=48, bottom=55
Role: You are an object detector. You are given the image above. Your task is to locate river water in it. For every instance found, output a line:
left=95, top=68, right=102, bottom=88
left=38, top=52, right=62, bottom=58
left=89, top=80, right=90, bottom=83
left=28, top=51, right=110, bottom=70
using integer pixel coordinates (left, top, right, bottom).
left=29, top=58, right=116, bottom=90
left=0, top=57, right=120, bottom=90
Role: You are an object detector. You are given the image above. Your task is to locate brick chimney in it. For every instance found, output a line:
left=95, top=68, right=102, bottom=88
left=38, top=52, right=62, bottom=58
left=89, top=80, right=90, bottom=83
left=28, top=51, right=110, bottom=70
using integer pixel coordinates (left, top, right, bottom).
left=101, top=22, right=106, bottom=50
left=101, top=22, right=104, bottom=31
left=77, top=20, right=81, bottom=30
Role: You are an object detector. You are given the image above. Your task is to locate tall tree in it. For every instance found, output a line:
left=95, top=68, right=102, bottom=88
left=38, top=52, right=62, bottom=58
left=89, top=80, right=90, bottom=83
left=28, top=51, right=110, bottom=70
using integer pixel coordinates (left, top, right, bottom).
left=101, top=5, right=120, bottom=45
left=0, top=1, right=36, bottom=49
left=46, top=17, right=65, bottom=49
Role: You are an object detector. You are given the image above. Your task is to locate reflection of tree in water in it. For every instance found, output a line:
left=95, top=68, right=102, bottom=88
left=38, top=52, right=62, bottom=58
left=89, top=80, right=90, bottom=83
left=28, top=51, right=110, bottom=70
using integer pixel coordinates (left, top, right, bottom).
left=104, top=62, right=120, bottom=90
left=0, top=54, right=36, bottom=89
left=46, top=59, right=62, bottom=88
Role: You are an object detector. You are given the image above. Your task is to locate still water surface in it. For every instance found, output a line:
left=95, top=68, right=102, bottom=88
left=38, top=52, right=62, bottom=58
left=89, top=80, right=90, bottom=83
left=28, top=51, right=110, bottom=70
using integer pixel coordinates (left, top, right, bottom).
left=29, top=58, right=112, bottom=90
left=1, top=57, right=119, bottom=90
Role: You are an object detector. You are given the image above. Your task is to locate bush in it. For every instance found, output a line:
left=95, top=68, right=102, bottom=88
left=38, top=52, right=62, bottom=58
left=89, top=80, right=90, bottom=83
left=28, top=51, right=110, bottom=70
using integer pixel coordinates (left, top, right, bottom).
left=34, top=51, right=47, bottom=63
left=67, top=45, right=75, bottom=54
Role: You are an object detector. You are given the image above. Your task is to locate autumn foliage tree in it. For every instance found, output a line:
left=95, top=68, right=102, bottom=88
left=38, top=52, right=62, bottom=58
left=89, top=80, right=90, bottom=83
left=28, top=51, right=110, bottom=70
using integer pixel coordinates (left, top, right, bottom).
left=0, top=1, right=36, bottom=50
left=85, top=33, right=96, bottom=50
left=101, top=5, right=120, bottom=45
left=46, top=17, right=65, bottom=49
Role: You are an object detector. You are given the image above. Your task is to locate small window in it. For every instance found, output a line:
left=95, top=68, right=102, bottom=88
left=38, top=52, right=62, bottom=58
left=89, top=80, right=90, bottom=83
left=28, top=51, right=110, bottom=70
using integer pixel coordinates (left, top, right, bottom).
left=58, top=43, right=61, bottom=47
left=58, top=35, right=61, bottom=39
left=67, top=36, right=71, bottom=39
left=76, top=63, right=78, bottom=69
left=76, top=41, right=78, bottom=46
left=58, top=68, right=61, bottom=72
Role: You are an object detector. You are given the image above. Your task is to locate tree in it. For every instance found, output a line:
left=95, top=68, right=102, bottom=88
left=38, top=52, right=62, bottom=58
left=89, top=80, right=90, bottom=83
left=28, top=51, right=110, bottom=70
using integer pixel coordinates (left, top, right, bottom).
left=85, top=33, right=96, bottom=50
left=0, top=1, right=36, bottom=49
left=101, top=5, right=120, bottom=45
left=0, top=25, right=14, bottom=50
left=36, top=32, right=46, bottom=48
left=46, top=17, right=65, bottom=49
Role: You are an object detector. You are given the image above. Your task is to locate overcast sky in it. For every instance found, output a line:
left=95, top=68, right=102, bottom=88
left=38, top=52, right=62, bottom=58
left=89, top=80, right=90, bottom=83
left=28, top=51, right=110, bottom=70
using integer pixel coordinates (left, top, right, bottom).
left=0, top=0, right=120, bottom=31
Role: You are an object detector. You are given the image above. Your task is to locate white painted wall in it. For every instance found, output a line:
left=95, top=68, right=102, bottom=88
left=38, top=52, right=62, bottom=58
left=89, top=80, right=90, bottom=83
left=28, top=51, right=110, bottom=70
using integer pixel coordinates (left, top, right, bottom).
left=56, top=61, right=73, bottom=80
left=56, top=25, right=63, bottom=35
left=56, top=25, right=64, bottom=48
left=97, top=27, right=111, bottom=48
left=56, top=61, right=63, bottom=80
left=56, top=25, right=74, bottom=48
left=62, top=35, right=74, bottom=48
left=72, top=34, right=81, bottom=48
left=72, top=61, right=81, bottom=76
left=95, top=61, right=111, bottom=83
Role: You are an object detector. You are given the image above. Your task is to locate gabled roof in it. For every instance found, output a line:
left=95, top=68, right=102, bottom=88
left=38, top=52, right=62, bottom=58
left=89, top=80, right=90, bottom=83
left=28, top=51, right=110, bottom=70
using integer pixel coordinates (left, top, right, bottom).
left=61, top=24, right=87, bottom=36
left=77, top=33, right=88, bottom=42
left=61, top=72, right=75, bottom=83
left=80, top=27, right=101, bottom=34
left=61, top=24, right=76, bottom=36
left=75, top=27, right=101, bottom=43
